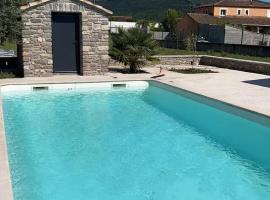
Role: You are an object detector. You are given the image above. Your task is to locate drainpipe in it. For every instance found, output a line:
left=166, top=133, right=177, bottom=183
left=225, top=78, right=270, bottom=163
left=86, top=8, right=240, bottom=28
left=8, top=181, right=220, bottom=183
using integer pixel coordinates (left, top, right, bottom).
left=241, top=25, right=244, bottom=45
left=176, top=36, right=179, bottom=49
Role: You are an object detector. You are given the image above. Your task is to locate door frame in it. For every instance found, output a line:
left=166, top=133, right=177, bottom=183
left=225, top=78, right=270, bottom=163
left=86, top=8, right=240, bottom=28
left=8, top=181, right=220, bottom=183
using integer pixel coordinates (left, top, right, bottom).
left=51, top=12, right=82, bottom=75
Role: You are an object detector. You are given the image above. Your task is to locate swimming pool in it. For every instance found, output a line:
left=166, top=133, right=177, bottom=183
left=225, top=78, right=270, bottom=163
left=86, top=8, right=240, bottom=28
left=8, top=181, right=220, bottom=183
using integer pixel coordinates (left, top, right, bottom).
left=1, top=81, right=270, bottom=200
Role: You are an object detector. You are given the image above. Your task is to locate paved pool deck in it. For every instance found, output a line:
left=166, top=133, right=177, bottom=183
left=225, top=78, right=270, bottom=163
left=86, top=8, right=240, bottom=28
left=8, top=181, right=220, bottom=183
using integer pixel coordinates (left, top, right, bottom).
left=0, top=66, right=270, bottom=200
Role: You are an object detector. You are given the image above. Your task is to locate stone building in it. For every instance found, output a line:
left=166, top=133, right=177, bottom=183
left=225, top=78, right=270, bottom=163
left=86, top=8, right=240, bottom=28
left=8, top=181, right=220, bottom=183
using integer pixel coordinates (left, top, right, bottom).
left=20, top=0, right=112, bottom=77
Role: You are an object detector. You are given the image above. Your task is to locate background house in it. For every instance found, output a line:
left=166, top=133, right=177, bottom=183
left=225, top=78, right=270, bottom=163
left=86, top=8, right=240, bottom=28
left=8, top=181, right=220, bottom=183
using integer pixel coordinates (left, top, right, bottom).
left=176, top=0, right=270, bottom=46
left=176, top=13, right=270, bottom=45
left=195, top=0, right=270, bottom=17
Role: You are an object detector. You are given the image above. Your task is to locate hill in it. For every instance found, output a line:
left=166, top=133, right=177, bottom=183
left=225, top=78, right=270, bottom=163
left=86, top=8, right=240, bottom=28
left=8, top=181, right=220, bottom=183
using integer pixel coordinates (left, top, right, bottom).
left=96, top=0, right=215, bottom=21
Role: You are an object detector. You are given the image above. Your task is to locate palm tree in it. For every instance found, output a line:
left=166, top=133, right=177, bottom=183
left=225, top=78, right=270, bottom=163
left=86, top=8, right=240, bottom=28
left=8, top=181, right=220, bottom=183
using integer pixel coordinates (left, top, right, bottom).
left=110, top=28, right=159, bottom=73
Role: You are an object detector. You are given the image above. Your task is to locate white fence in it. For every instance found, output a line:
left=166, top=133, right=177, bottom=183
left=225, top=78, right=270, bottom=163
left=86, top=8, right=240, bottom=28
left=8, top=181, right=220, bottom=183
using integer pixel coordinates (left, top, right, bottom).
left=151, top=32, right=170, bottom=40
left=0, top=49, right=15, bottom=57
left=109, top=21, right=137, bottom=33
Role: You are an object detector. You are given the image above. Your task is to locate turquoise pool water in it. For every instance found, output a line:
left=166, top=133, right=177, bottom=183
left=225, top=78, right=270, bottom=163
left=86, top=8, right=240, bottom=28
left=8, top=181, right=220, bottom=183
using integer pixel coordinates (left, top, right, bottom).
left=2, top=81, right=270, bottom=200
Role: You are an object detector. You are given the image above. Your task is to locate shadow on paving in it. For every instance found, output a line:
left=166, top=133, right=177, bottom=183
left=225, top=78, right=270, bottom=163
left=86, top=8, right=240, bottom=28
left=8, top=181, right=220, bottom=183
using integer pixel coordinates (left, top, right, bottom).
left=244, top=78, right=270, bottom=88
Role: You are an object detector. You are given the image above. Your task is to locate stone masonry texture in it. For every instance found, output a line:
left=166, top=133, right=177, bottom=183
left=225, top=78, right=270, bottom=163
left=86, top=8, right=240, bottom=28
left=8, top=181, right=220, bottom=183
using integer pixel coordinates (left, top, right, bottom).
left=21, top=0, right=110, bottom=77
left=155, top=55, right=270, bottom=75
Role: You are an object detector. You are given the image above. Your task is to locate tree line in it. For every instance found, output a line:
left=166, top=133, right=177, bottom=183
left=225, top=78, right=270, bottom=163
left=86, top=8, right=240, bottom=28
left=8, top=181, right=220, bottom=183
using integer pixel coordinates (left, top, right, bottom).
left=0, top=0, right=182, bottom=45
left=137, top=9, right=183, bottom=35
left=0, top=0, right=30, bottom=45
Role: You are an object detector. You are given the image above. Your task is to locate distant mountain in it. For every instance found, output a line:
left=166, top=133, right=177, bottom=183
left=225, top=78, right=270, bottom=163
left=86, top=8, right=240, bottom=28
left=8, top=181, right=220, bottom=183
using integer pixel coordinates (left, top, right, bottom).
left=96, top=0, right=215, bottom=21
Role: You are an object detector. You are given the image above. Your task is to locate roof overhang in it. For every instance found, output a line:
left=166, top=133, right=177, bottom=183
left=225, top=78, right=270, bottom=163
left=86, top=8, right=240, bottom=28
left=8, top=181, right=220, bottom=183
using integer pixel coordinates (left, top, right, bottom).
left=20, top=0, right=113, bottom=15
left=242, top=24, right=270, bottom=26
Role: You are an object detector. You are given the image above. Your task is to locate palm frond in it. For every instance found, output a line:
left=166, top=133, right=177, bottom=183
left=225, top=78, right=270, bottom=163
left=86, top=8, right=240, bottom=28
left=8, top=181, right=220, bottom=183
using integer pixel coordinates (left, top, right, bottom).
left=110, top=28, right=159, bottom=73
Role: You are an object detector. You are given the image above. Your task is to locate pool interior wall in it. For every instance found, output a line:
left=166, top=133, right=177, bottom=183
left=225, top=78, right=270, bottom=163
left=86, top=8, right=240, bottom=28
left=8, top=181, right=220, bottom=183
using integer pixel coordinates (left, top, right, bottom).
left=146, top=81, right=270, bottom=171
left=1, top=80, right=270, bottom=200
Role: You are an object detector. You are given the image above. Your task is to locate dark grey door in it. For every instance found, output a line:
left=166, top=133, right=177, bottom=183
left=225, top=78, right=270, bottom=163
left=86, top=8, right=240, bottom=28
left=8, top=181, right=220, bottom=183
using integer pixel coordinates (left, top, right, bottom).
left=52, top=13, right=80, bottom=73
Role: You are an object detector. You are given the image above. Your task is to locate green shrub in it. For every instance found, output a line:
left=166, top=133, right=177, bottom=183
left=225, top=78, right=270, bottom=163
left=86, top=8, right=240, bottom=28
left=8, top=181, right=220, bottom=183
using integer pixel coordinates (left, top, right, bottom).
left=185, top=34, right=197, bottom=52
left=220, top=51, right=227, bottom=57
left=110, top=28, right=159, bottom=73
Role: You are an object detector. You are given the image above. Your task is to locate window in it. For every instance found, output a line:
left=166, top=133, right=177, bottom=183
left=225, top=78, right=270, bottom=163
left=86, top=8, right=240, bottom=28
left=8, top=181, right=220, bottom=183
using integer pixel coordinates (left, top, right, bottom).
left=237, top=9, right=241, bottom=16
left=220, top=8, right=227, bottom=16
left=245, top=9, right=249, bottom=16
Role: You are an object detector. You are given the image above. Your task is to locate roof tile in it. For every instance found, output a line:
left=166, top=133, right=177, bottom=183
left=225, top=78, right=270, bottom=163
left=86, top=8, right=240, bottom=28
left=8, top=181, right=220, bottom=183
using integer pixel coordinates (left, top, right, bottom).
left=198, top=0, right=270, bottom=8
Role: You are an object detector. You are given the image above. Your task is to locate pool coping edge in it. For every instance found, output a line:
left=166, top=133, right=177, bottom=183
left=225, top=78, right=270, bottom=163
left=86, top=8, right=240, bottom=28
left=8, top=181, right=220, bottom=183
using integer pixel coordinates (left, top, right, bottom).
left=0, top=95, right=13, bottom=200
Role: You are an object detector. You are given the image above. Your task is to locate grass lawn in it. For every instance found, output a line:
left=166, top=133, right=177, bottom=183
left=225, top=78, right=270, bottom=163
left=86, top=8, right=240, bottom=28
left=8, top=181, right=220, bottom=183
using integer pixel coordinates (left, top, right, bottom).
left=157, top=48, right=270, bottom=63
left=0, top=41, right=17, bottom=52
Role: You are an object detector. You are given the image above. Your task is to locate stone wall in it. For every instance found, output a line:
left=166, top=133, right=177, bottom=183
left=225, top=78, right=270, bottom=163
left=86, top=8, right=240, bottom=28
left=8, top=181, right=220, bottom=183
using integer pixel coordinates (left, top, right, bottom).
left=154, top=55, right=270, bottom=75
left=200, top=56, right=270, bottom=75
left=156, top=55, right=201, bottom=66
left=21, top=0, right=110, bottom=77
